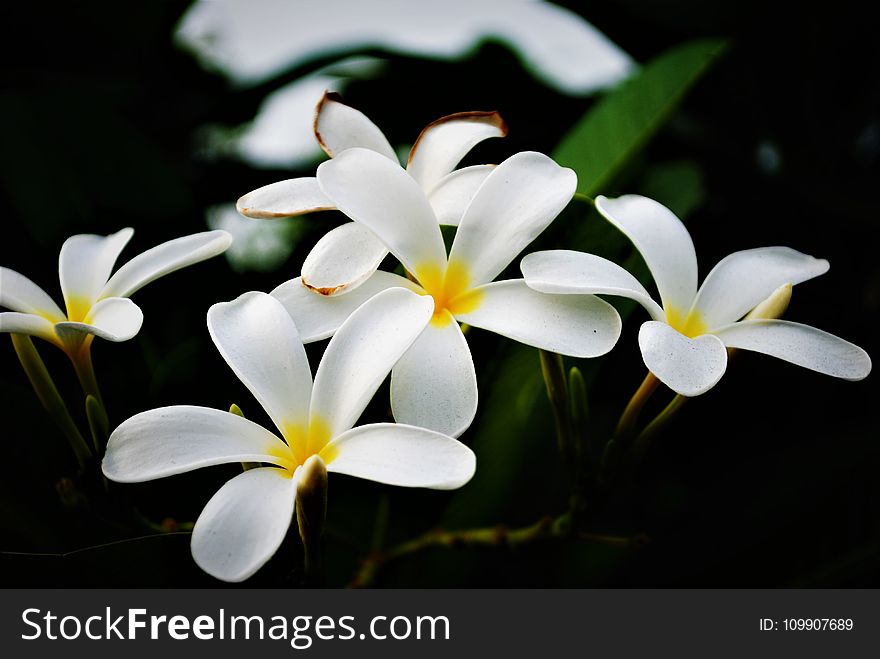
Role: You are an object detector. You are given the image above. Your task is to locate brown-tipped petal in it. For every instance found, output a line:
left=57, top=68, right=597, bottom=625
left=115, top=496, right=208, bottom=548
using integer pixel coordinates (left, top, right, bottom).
left=236, top=177, right=335, bottom=219
left=313, top=91, right=397, bottom=162
left=301, top=222, right=388, bottom=297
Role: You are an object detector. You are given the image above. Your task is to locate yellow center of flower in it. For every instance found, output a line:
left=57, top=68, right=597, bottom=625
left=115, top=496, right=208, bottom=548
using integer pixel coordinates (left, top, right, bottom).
left=64, top=296, right=92, bottom=323
left=665, top=306, right=708, bottom=338
left=414, top=260, right=483, bottom=326
left=276, top=415, right=338, bottom=473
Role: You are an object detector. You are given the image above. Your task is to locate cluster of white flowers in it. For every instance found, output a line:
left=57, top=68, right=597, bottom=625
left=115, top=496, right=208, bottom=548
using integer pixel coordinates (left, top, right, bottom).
left=1, top=93, right=870, bottom=583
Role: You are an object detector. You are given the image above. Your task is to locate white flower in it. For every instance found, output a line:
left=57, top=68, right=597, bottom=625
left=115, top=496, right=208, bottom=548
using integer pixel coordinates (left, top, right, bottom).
left=0, top=229, right=232, bottom=357
left=271, top=148, right=622, bottom=436
left=236, top=91, right=507, bottom=294
left=102, top=289, right=475, bottom=582
left=521, top=194, right=872, bottom=396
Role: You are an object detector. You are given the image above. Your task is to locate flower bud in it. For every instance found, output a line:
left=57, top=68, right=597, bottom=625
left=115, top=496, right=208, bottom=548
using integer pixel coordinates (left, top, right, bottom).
left=745, top=283, right=792, bottom=321
left=296, top=454, right=328, bottom=578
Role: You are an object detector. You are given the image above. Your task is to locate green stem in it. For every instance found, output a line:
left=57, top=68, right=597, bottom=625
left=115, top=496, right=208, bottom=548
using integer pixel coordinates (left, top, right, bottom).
left=70, top=339, right=103, bottom=405
left=634, top=394, right=689, bottom=457
left=572, top=192, right=595, bottom=206
left=614, top=371, right=660, bottom=439
left=11, top=334, right=93, bottom=470
left=539, top=350, right=572, bottom=461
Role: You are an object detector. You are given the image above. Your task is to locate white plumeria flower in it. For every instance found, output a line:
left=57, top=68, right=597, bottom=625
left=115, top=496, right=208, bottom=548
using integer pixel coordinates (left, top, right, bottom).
left=236, top=91, right=507, bottom=295
left=0, top=228, right=232, bottom=357
left=102, top=289, right=475, bottom=582
left=521, top=194, right=872, bottom=397
left=271, top=148, right=622, bottom=437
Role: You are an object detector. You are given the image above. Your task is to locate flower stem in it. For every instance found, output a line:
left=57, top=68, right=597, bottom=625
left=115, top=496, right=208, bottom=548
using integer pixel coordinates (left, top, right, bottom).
left=614, top=371, right=660, bottom=439
left=11, top=334, right=93, bottom=471
left=539, top=350, right=572, bottom=462
left=634, top=394, right=689, bottom=457
left=70, top=339, right=103, bottom=405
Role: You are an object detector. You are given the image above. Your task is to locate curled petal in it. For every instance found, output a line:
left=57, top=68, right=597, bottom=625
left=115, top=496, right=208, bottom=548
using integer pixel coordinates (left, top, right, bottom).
left=521, top=250, right=666, bottom=321
left=191, top=467, right=296, bottom=583
left=712, top=319, right=872, bottom=381
left=100, top=230, right=232, bottom=300
left=448, top=152, right=577, bottom=287
left=310, top=287, right=434, bottom=438
left=208, top=292, right=313, bottom=434
left=103, top=405, right=292, bottom=483
left=54, top=297, right=143, bottom=344
left=0, top=312, right=61, bottom=346
left=313, top=91, right=397, bottom=161
left=271, top=271, right=419, bottom=343
left=59, top=228, right=133, bottom=311
left=236, top=177, right=335, bottom=219
left=690, top=247, right=830, bottom=330
left=0, top=267, right=66, bottom=321
left=596, top=195, right=698, bottom=319
left=407, top=110, right=507, bottom=192
left=327, top=423, right=476, bottom=490
left=390, top=314, right=477, bottom=437
left=427, top=164, right=494, bottom=226
left=638, top=321, right=728, bottom=397
left=455, top=279, right=622, bottom=358
left=301, top=222, right=388, bottom=296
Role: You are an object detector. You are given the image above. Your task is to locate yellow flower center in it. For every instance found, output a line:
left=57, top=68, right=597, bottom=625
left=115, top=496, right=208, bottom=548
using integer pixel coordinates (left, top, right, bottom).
left=414, top=260, right=483, bottom=326
left=276, top=415, right=338, bottom=473
left=665, top=306, right=708, bottom=338
left=64, top=295, right=92, bottom=323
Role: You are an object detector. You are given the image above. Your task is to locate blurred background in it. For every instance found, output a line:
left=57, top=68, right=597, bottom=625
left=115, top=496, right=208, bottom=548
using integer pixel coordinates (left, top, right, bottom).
left=1, top=0, right=878, bottom=587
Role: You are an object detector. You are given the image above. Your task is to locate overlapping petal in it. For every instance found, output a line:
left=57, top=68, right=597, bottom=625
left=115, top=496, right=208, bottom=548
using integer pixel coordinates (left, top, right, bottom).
left=301, top=222, right=389, bottom=295
left=58, top=228, right=133, bottom=312
left=54, top=297, right=144, bottom=344
left=235, top=177, right=335, bottom=219
left=327, top=423, right=476, bottom=489
left=102, top=405, right=292, bottom=482
left=207, top=292, right=313, bottom=433
left=712, top=320, right=872, bottom=380
left=310, top=287, right=433, bottom=438
left=0, top=312, right=60, bottom=345
left=313, top=91, right=397, bottom=161
left=426, top=164, right=495, bottom=226
left=638, top=321, right=727, bottom=397
left=191, top=467, right=297, bottom=583
left=0, top=267, right=66, bottom=321
left=448, top=152, right=576, bottom=287
left=596, top=195, right=698, bottom=319
left=390, top=313, right=477, bottom=437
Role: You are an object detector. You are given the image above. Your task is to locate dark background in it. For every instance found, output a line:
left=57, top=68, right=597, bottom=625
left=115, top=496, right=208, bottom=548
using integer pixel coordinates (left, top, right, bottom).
left=1, top=2, right=877, bottom=587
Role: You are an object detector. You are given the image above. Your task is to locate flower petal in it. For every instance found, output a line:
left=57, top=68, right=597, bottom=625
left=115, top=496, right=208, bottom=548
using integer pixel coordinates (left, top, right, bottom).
left=235, top=177, right=335, bottom=219
left=426, top=164, right=494, bottom=226
left=54, top=297, right=144, bottom=344
left=0, top=267, right=66, bottom=321
left=301, top=222, right=388, bottom=296
left=638, top=321, right=728, bottom=396
left=207, top=292, right=312, bottom=434
left=390, top=314, right=477, bottom=437
left=102, top=405, right=292, bottom=483
left=316, top=147, right=447, bottom=285
left=59, top=228, right=134, bottom=310
left=313, top=91, right=397, bottom=161
left=690, top=247, right=830, bottom=330
left=595, top=195, right=698, bottom=319
left=191, top=467, right=296, bottom=583
left=712, top=320, right=871, bottom=381
left=100, top=230, right=232, bottom=300
left=271, top=271, right=419, bottom=343
left=455, top=279, right=622, bottom=358
left=310, top=287, right=433, bottom=438
left=326, top=423, right=476, bottom=489
left=406, top=110, right=507, bottom=192
left=520, top=250, right=666, bottom=321
left=0, top=312, right=60, bottom=346
left=448, top=152, right=576, bottom=287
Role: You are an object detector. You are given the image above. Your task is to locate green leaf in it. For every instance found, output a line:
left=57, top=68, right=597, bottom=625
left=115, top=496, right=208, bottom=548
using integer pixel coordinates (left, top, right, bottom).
left=553, top=38, right=728, bottom=197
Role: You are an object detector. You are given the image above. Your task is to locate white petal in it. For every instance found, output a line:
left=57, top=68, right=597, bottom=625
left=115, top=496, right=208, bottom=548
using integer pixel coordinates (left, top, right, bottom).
left=0, top=312, right=60, bottom=346
left=520, top=250, right=666, bottom=321
left=316, top=147, right=447, bottom=285
left=327, top=423, right=476, bottom=489
left=638, top=321, right=728, bottom=397
left=236, top=177, right=335, bottom=219
left=59, top=228, right=134, bottom=310
left=301, top=222, right=388, bottom=296
left=0, top=267, right=65, bottom=321
left=595, top=195, right=698, bottom=319
left=690, top=247, right=830, bottom=330
left=455, top=279, right=622, bottom=358
left=310, top=287, right=433, bottom=437
left=207, top=292, right=313, bottom=434
left=406, top=111, right=507, bottom=192
left=100, top=230, right=232, bottom=300
left=191, top=467, right=296, bottom=582
left=712, top=320, right=872, bottom=381
left=426, top=164, right=494, bottom=226
left=448, top=152, right=577, bottom=286
left=102, top=405, right=292, bottom=483
left=271, top=271, right=419, bottom=343
left=54, top=297, right=144, bottom=344
left=390, top=314, right=476, bottom=437
left=313, top=91, right=397, bottom=161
